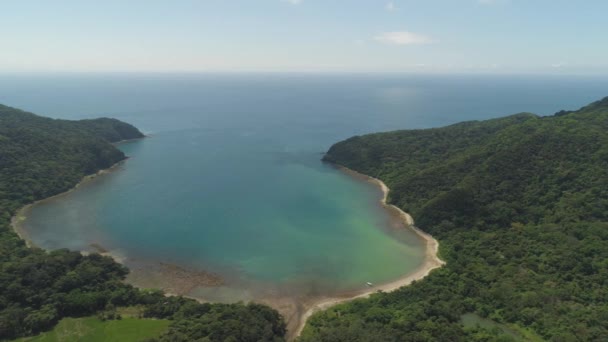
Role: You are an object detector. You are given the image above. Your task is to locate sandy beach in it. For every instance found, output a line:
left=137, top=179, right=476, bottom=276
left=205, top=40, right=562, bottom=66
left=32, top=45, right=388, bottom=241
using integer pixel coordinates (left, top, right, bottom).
left=288, top=166, right=445, bottom=340
left=10, top=155, right=445, bottom=341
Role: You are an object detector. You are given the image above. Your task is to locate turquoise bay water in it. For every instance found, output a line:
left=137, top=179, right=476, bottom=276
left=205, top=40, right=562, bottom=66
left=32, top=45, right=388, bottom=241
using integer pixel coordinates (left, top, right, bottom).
left=3, top=73, right=608, bottom=298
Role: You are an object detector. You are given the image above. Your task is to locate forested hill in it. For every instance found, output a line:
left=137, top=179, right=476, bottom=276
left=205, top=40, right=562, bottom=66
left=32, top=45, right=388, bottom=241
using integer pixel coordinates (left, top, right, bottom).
left=0, top=104, right=144, bottom=216
left=0, top=105, right=285, bottom=341
left=302, top=97, right=608, bottom=341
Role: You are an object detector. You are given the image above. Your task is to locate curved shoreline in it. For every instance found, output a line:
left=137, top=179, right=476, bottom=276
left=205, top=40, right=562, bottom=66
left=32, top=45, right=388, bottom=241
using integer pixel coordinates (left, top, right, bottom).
left=10, top=151, right=445, bottom=341
left=10, top=137, right=146, bottom=248
left=290, top=165, right=445, bottom=340
left=10, top=159, right=128, bottom=248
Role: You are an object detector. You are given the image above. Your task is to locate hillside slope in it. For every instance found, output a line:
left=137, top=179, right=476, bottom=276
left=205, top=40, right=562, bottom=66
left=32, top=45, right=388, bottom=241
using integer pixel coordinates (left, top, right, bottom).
left=302, top=97, right=608, bottom=341
left=0, top=105, right=286, bottom=341
left=0, top=105, right=144, bottom=216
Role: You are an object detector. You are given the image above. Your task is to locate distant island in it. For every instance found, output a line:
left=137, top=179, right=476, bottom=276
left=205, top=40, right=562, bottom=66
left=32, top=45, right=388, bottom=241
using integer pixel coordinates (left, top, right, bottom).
left=0, top=105, right=285, bottom=341
left=300, top=97, right=608, bottom=341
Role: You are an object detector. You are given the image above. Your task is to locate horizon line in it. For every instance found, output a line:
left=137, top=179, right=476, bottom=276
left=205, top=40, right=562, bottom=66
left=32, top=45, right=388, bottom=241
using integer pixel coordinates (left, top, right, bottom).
left=0, top=70, right=607, bottom=77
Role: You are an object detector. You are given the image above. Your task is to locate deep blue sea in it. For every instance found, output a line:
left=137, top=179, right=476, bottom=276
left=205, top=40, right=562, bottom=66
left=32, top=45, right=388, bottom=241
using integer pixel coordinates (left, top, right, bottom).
left=3, top=73, right=607, bottom=300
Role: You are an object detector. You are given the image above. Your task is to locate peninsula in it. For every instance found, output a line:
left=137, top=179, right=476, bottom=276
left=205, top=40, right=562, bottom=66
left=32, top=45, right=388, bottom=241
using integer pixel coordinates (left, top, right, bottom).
left=300, top=97, right=608, bottom=341
left=0, top=105, right=285, bottom=341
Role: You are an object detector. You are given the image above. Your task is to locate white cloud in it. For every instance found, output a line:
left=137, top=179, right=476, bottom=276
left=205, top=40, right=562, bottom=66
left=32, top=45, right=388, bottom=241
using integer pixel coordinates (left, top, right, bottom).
left=282, top=0, right=302, bottom=4
left=374, top=31, right=435, bottom=45
left=385, top=2, right=396, bottom=11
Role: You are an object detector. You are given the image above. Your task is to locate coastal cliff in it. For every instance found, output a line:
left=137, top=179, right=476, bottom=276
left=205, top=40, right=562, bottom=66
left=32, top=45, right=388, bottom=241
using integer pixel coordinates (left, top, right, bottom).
left=302, top=97, right=608, bottom=341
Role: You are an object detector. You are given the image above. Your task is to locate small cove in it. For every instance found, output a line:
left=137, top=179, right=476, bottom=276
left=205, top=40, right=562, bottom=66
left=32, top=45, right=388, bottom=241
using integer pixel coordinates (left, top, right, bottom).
left=19, top=135, right=427, bottom=298
left=6, top=73, right=608, bottom=334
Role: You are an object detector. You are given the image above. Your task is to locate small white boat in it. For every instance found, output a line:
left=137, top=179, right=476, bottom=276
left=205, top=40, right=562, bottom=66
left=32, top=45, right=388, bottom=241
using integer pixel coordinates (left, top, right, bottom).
left=366, top=282, right=373, bottom=287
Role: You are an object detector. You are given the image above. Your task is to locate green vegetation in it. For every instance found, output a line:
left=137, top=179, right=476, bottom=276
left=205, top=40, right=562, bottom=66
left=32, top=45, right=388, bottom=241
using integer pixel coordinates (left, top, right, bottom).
left=302, top=97, right=608, bottom=341
left=15, top=316, right=170, bottom=342
left=0, top=104, right=285, bottom=341
left=0, top=104, right=144, bottom=214
left=460, top=313, right=543, bottom=342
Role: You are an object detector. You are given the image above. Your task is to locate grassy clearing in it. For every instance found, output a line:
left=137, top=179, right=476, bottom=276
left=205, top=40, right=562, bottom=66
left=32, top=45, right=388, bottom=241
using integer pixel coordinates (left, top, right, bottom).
left=461, top=313, right=544, bottom=342
left=15, top=316, right=170, bottom=342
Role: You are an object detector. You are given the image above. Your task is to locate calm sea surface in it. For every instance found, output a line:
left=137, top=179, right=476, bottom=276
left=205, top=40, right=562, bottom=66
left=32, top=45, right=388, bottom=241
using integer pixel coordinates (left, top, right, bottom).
left=2, top=73, right=607, bottom=299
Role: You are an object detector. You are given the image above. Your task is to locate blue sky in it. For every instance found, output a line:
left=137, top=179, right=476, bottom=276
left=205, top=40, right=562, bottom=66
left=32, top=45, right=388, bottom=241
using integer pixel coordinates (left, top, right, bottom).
left=1, top=0, right=607, bottom=73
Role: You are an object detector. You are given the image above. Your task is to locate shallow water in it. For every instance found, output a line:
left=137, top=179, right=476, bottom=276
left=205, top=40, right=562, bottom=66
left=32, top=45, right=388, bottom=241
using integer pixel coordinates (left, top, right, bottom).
left=4, top=73, right=607, bottom=299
